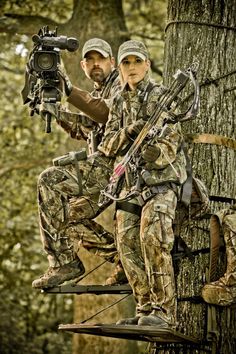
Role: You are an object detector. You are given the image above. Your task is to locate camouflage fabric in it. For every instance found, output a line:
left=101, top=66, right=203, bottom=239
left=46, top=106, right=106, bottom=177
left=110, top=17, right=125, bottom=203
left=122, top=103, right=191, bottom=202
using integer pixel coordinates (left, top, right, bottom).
left=82, top=38, right=112, bottom=59
left=58, top=69, right=120, bottom=141
left=98, top=73, right=187, bottom=326
left=38, top=153, right=116, bottom=267
left=117, top=40, right=148, bottom=64
left=116, top=189, right=178, bottom=326
left=202, top=207, right=236, bottom=306
left=37, top=67, right=121, bottom=271
left=92, top=69, right=120, bottom=102
left=98, top=74, right=187, bottom=186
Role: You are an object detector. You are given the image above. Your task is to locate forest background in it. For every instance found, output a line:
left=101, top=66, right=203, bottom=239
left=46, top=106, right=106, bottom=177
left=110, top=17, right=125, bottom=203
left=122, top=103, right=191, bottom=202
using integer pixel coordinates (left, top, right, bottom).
left=0, top=1, right=166, bottom=354
left=1, top=1, right=236, bottom=354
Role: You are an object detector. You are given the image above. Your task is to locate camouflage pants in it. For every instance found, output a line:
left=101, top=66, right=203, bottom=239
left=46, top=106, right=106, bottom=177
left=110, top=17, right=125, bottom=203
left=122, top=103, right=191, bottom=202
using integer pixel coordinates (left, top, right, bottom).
left=38, top=152, right=117, bottom=267
left=115, top=188, right=177, bottom=326
left=202, top=208, right=236, bottom=306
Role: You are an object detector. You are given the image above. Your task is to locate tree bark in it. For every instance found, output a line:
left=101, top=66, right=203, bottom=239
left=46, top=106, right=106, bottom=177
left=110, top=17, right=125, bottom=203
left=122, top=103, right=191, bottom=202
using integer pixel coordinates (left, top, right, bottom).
left=160, top=1, right=236, bottom=353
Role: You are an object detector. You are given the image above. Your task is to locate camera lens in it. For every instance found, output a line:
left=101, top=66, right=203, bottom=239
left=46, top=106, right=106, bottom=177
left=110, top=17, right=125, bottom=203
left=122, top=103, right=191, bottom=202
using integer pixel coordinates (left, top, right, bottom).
left=32, top=51, right=59, bottom=72
left=37, top=53, right=54, bottom=70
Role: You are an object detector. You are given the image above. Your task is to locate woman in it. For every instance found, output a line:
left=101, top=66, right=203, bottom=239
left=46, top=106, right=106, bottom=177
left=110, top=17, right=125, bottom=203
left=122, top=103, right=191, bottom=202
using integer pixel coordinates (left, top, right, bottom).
left=98, top=40, right=187, bottom=328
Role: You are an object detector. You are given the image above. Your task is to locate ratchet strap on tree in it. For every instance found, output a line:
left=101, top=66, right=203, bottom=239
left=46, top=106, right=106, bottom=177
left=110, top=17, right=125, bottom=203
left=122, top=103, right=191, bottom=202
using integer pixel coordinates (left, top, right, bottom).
left=185, top=133, right=236, bottom=150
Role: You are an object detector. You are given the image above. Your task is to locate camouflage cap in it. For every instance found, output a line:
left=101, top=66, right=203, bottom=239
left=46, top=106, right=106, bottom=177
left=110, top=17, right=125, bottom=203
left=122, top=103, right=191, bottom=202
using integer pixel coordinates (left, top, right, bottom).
left=82, top=38, right=112, bottom=58
left=118, top=40, right=148, bottom=64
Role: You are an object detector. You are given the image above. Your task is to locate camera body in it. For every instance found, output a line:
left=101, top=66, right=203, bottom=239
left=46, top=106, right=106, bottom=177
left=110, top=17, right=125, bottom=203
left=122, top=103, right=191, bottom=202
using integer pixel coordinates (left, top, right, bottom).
left=29, top=27, right=79, bottom=74
left=22, top=26, right=79, bottom=133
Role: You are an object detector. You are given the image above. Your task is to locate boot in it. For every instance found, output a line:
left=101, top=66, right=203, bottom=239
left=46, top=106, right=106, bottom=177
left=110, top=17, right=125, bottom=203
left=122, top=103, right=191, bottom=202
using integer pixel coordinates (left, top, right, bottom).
left=202, top=277, right=236, bottom=306
left=116, top=316, right=140, bottom=325
left=105, top=261, right=128, bottom=285
left=32, top=259, right=85, bottom=289
left=202, top=211, right=236, bottom=306
left=138, top=312, right=171, bottom=328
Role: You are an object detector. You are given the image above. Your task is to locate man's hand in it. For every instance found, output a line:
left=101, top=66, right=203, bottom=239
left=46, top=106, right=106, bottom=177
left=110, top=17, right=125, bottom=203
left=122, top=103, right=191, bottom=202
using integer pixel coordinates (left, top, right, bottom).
left=142, top=145, right=161, bottom=162
left=126, top=120, right=145, bottom=140
left=57, top=64, right=73, bottom=96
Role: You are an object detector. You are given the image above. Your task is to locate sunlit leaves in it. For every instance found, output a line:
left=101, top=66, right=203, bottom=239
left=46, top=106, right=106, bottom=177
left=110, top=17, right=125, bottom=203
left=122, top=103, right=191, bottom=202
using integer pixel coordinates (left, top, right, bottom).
left=2, top=0, right=73, bottom=22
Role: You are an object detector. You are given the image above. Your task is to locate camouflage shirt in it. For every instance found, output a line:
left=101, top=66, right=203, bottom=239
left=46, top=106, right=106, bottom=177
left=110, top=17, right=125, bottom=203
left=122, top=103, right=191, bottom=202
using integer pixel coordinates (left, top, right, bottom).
left=98, top=73, right=187, bottom=186
left=91, top=68, right=120, bottom=106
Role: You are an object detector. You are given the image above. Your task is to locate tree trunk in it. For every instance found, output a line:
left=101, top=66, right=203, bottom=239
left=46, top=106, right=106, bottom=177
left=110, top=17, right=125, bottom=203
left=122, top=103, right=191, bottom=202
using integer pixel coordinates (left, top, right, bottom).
left=159, top=1, right=236, bottom=353
left=61, top=0, right=129, bottom=90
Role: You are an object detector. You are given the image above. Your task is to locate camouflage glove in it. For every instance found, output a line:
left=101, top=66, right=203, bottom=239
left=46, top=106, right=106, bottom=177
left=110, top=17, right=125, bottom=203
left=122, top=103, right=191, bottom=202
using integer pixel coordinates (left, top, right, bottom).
left=126, top=120, right=145, bottom=140
left=39, top=102, right=60, bottom=119
left=57, top=64, right=73, bottom=96
left=142, top=145, right=161, bottom=162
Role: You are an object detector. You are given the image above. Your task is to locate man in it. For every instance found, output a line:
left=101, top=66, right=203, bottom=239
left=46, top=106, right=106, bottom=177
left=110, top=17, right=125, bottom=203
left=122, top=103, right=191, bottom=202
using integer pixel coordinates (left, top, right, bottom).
left=32, top=38, right=126, bottom=288
left=57, top=38, right=120, bottom=148
left=97, top=40, right=188, bottom=329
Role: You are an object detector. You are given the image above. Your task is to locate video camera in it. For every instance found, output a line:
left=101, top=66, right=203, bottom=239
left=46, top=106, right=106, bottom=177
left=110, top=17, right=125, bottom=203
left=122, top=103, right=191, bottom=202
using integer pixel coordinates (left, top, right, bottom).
left=21, top=26, right=79, bottom=133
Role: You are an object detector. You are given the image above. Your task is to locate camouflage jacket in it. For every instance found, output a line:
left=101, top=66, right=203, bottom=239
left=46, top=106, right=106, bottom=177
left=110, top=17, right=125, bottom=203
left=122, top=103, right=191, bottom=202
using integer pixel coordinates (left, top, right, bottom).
left=98, top=74, right=187, bottom=187
left=57, top=69, right=120, bottom=141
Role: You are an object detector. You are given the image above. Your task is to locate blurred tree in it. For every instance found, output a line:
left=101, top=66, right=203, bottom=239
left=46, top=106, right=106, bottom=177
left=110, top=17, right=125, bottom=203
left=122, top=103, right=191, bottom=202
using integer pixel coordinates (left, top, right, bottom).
left=0, top=1, right=167, bottom=353
left=0, top=28, right=74, bottom=354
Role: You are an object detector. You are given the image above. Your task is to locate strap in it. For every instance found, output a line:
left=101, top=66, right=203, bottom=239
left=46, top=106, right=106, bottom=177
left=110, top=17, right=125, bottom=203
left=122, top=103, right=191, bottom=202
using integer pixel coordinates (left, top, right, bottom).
left=185, top=133, right=236, bottom=150
left=115, top=185, right=170, bottom=215
left=180, top=141, right=193, bottom=206
left=140, top=81, right=158, bottom=117
left=116, top=201, right=142, bottom=217
left=137, top=185, right=170, bottom=206
left=210, top=195, right=236, bottom=204
left=209, top=214, right=222, bottom=282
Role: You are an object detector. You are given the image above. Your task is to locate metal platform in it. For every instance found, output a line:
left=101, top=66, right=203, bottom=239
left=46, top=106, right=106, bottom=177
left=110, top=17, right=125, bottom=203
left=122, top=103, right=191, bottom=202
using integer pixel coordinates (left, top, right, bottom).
left=58, top=323, right=201, bottom=344
left=42, top=284, right=203, bottom=305
left=42, top=283, right=132, bottom=295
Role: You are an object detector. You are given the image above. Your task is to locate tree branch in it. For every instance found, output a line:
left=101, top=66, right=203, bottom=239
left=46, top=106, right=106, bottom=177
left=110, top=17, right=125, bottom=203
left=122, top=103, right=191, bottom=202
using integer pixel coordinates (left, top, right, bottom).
left=0, top=159, right=50, bottom=178
left=0, top=61, right=25, bottom=74
left=0, top=13, right=65, bottom=35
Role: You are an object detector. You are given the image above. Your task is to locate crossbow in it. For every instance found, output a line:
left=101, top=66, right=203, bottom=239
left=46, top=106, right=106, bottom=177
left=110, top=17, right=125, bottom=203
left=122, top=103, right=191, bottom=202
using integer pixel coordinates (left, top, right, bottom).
left=99, top=63, right=200, bottom=207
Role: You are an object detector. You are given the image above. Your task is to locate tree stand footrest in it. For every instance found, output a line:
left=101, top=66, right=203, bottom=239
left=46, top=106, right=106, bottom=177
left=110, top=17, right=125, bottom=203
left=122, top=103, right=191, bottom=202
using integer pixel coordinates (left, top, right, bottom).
left=42, top=283, right=133, bottom=294
left=58, top=323, right=203, bottom=344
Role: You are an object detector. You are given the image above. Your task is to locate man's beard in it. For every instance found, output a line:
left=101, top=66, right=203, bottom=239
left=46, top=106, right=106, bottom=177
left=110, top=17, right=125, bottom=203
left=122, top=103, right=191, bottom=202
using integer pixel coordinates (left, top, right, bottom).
left=90, top=69, right=105, bottom=83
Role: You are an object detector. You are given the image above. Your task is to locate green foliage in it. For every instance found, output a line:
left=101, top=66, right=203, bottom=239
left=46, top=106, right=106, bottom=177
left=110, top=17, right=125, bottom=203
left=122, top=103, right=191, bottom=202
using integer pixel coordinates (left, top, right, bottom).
left=0, top=1, right=167, bottom=353
left=0, top=32, right=73, bottom=354
left=124, top=0, right=167, bottom=78
left=1, top=0, right=73, bottom=22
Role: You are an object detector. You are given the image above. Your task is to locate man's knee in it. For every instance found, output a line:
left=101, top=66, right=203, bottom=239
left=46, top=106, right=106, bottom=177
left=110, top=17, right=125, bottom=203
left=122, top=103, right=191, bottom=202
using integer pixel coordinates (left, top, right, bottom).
left=69, top=196, right=100, bottom=221
left=38, top=166, right=56, bottom=183
left=38, top=166, right=66, bottom=187
left=142, top=211, right=175, bottom=248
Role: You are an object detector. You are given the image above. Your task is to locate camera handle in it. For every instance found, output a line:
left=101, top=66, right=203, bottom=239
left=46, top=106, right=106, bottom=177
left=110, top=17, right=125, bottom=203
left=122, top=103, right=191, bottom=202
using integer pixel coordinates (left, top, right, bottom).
left=45, top=112, right=52, bottom=133
left=41, top=85, right=61, bottom=133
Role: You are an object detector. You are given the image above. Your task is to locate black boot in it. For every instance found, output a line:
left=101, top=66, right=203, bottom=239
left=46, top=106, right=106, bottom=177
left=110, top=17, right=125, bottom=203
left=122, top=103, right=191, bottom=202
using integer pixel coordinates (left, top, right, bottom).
left=138, top=313, right=170, bottom=327
left=116, top=316, right=140, bottom=325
